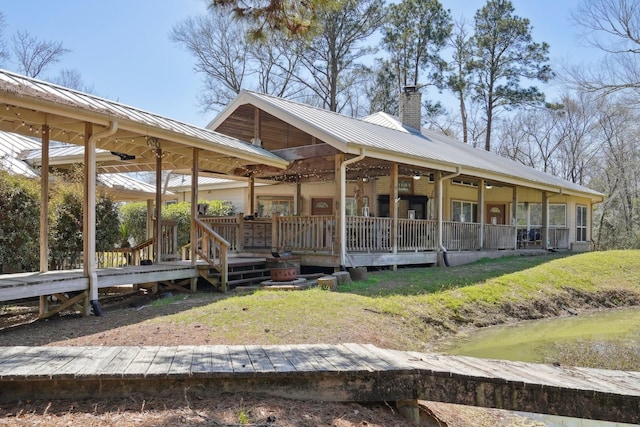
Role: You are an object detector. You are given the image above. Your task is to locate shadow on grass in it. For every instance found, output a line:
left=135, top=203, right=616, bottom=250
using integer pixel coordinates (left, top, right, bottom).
left=338, top=252, right=571, bottom=297
left=0, top=285, right=234, bottom=346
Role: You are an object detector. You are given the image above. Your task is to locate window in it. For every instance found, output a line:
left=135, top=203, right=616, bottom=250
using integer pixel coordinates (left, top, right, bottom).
left=452, top=200, right=477, bottom=222
left=516, top=203, right=566, bottom=227
left=576, top=205, right=587, bottom=242
left=257, top=196, right=294, bottom=217
left=346, top=197, right=368, bottom=216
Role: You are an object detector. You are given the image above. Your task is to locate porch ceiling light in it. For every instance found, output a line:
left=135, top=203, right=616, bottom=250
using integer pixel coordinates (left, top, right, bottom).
left=413, top=175, right=421, bottom=180
left=485, top=182, right=493, bottom=189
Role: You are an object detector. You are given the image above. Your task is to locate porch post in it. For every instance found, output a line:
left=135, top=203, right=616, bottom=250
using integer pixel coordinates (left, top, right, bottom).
left=512, top=186, right=518, bottom=250
left=435, top=171, right=443, bottom=265
left=335, top=154, right=344, bottom=267
left=38, top=124, right=50, bottom=317
left=155, top=142, right=162, bottom=263
left=390, top=163, right=399, bottom=268
left=249, top=174, right=255, bottom=215
left=296, top=180, right=302, bottom=215
left=146, top=199, right=154, bottom=240
left=542, top=191, right=549, bottom=250
left=478, top=179, right=485, bottom=249
left=39, top=124, right=49, bottom=273
left=83, top=122, right=95, bottom=316
left=190, top=148, right=199, bottom=266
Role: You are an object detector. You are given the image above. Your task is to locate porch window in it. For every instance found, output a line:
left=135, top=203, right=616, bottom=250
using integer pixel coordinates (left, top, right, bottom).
left=346, top=197, right=369, bottom=216
left=516, top=203, right=566, bottom=227
left=452, top=200, right=477, bottom=222
left=576, top=205, right=587, bottom=242
left=257, top=196, right=294, bottom=217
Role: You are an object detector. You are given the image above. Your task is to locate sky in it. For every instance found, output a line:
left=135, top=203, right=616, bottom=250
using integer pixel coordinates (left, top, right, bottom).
left=0, top=0, right=603, bottom=128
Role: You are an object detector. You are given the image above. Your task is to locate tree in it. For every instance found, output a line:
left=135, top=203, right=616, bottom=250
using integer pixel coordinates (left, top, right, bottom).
left=171, top=8, right=304, bottom=111
left=445, top=18, right=474, bottom=143
left=367, top=59, right=399, bottom=115
left=382, top=0, right=452, bottom=90
left=210, top=0, right=338, bottom=37
left=295, top=0, right=385, bottom=113
left=470, top=0, right=553, bottom=152
left=0, top=12, right=10, bottom=67
left=11, top=30, right=70, bottom=78
left=570, top=0, right=640, bottom=97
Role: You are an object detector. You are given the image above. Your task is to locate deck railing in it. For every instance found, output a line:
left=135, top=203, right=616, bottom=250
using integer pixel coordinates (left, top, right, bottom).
left=275, top=215, right=335, bottom=253
left=193, top=218, right=229, bottom=289
left=200, top=216, right=240, bottom=251
left=397, top=218, right=438, bottom=251
left=442, top=221, right=481, bottom=251
left=346, top=216, right=392, bottom=252
left=484, top=224, right=517, bottom=250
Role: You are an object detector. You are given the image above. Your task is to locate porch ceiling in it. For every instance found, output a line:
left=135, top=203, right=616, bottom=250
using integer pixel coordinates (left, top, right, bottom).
left=0, top=70, right=289, bottom=177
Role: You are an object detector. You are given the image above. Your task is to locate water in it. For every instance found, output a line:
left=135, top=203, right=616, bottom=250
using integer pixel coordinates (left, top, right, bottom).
left=440, top=306, right=640, bottom=364
left=438, top=307, right=640, bottom=427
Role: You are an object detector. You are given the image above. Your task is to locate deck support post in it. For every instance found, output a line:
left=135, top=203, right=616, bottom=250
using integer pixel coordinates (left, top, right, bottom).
left=437, top=166, right=462, bottom=266
left=338, top=150, right=365, bottom=269
left=542, top=191, right=549, bottom=250
left=396, top=399, right=420, bottom=424
left=39, top=124, right=50, bottom=318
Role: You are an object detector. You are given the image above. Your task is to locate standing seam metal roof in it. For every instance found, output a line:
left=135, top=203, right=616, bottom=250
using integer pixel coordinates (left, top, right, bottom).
left=220, top=91, right=603, bottom=199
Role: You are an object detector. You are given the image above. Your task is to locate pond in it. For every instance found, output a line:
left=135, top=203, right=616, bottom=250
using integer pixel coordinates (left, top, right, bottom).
left=437, top=306, right=640, bottom=427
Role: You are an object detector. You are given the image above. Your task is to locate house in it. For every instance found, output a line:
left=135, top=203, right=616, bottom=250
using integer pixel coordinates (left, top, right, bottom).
left=195, top=87, right=604, bottom=269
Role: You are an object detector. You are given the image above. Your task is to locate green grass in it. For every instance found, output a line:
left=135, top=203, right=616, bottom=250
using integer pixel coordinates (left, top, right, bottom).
left=148, top=250, right=640, bottom=351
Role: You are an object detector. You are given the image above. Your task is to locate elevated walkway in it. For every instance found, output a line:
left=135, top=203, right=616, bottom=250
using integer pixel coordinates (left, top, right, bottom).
left=0, top=344, right=637, bottom=424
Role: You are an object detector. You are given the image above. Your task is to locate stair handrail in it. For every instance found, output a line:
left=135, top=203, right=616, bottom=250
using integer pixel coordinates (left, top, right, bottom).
left=193, top=217, right=230, bottom=291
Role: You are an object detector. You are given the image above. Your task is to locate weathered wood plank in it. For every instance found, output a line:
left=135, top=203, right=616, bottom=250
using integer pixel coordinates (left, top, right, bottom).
left=276, top=344, right=323, bottom=372
left=30, top=347, right=86, bottom=379
left=49, top=347, right=105, bottom=379
left=124, top=346, right=160, bottom=378
left=145, top=346, right=178, bottom=376
left=97, top=346, right=141, bottom=377
left=208, top=345, right=234, bottom=373
left=0, top=347, right=50, bottom=379
left=74, top=347, right=124, bottom=377
left=260, top=345, right=298, bottom=372
left=228, top=345, right=256, bottom=373
left=244, top=345, right=276, bottom=372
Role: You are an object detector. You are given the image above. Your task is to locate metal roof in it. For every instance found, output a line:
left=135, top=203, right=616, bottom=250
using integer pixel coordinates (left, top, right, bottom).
left=210, top=90, right=603, bottom=200
left=0, top=69, right=289, bottom=175
left=0, top=130, right=172, bottom=200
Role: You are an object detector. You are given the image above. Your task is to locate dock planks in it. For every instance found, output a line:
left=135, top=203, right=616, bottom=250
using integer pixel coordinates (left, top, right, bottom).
left=0, top=344, right=638, bottom=424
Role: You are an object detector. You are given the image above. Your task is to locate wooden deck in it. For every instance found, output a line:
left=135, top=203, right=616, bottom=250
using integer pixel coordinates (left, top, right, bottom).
left=0, top=262, right=199, bottom=302
left=0, top=344, right=637, bottom=424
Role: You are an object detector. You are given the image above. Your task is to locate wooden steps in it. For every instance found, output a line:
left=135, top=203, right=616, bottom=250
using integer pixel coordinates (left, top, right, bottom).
left=199, top=257, right=272, bottom=290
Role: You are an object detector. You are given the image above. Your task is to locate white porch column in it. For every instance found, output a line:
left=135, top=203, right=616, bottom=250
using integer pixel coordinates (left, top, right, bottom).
left=512, top=186, right=518, bottom=249
left=542, top=191, right=549, bottom=250
left=390, top=163, right=399, bottom=267
left=155, top=142, right=162, bottom=263
left=190, top=148, right=199, bottom=266
left=39, top=124, right=49, bottom=272
left=83, top=122, right=96, bottom=315
left=478, top=179, right=485, bottom=249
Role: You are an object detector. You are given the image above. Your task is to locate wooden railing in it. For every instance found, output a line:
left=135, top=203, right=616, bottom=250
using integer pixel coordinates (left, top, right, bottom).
left=275, top=215, right=335, bottom=253
left=484, top=224, right=516, bottom=250
left=192, top=218, right=229, bottom=290
left=345, top=216, right=390, bottom=252
left=442, top=221, right=481, bottom=251
left=200, top=216, right=240, bottom=251
left=398, top=219, right=438, bottom=251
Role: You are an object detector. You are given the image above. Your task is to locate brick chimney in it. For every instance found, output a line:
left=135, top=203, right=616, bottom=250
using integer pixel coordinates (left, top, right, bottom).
left=399, top=85, right=422, bottom=130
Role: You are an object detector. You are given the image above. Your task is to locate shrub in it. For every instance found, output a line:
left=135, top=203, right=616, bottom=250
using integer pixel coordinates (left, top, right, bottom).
left=0, top=171, right=40, bottom=272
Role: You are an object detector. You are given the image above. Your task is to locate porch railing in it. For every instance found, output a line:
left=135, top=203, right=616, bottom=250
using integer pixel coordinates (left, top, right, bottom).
left=192, top=218, right=229, bottom=289
left=275, top=215, right=335, bottom=253
left=347, top=216, right=391, bottom=252
left=442, top=221, right=481, bottom=251
left=484, top=224, right=517, bottom=250
left=200, top=216, right=240, bottom=251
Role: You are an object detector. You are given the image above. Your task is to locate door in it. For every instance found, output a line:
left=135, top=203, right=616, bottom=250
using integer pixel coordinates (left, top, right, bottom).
left=486, top=204, right=505, bottom=225
left=312, top=198, right=333, bottom=215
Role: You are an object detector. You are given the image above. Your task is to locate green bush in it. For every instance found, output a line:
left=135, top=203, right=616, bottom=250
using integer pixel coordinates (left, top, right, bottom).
left=0, top=171, right=40, bottom=272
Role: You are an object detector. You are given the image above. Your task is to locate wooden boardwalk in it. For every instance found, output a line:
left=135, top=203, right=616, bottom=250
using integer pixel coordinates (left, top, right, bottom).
left=0, top=263, right=198, bottom=302
left=0, top=344, right=638, bottom=424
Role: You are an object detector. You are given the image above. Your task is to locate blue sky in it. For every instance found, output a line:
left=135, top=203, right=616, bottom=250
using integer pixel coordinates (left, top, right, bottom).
left=0, top=0, right=602, bottom=127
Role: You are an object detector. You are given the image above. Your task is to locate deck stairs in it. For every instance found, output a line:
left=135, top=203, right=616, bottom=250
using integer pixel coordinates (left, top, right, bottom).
left=198, top=257, right=271, bottom=291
